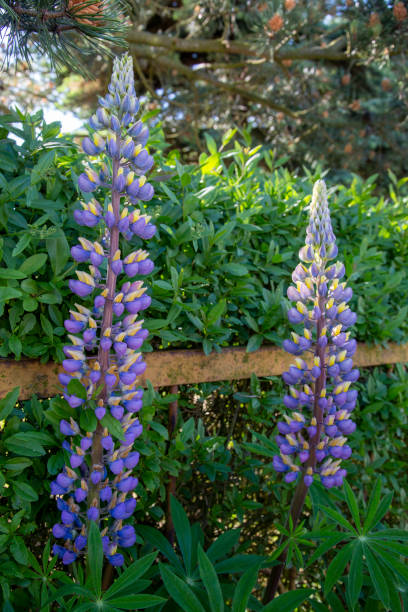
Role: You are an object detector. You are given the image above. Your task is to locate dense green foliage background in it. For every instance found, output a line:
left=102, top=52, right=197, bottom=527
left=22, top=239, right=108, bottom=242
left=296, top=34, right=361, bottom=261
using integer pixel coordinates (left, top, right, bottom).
left=0, top=111, right=407, bottom=362
left=0, top=110, right=407, bottom=610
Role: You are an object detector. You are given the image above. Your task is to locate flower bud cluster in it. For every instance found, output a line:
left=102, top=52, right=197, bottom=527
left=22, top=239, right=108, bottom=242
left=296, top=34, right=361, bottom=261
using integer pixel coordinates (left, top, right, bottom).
left=273, top=180, right=358, bottom=489
left=51, top=54, right=156, bottom=566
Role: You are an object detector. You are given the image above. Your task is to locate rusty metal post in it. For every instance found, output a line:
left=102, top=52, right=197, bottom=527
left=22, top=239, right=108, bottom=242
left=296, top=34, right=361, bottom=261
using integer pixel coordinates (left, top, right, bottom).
left=165, top=384, right=179, bottom=544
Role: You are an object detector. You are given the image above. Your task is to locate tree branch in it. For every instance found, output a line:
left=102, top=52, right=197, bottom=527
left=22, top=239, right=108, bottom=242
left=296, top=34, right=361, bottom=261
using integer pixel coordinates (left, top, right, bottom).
left=127, top=29, right=350, bottom=63
left=129, top=43, right=300, bottom=118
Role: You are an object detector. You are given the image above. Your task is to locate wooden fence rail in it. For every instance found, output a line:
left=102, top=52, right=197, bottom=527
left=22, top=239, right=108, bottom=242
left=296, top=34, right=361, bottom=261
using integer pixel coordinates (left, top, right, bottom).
left=1, top=342, right=407, bottom=401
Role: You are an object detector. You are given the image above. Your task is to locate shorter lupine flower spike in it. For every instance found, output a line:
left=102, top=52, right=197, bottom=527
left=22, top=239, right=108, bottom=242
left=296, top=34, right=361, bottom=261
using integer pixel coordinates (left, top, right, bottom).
left=274, top=179, right=358, bottom=490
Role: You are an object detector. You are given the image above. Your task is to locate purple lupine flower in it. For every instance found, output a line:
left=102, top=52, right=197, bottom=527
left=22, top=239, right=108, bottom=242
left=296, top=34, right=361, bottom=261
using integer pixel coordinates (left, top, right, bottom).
left=51, top=53, right=156, bottom=567
left=274, top=180, right=358, bottom=490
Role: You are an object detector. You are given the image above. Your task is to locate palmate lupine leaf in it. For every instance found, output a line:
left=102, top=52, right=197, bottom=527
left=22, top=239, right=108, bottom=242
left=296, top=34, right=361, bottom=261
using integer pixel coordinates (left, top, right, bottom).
left=159, top=563, right=205, bottom=612
left=307, top=479, right=408, bottom=609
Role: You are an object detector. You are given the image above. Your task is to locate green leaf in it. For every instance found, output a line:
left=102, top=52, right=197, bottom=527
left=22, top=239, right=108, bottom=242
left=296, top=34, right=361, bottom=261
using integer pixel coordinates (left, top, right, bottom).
left=4, top=431, right=54, bottom=457
left=159, top=563, right=205, bottom=612
left=40, top=314, right=54, bottom=339
left=12, top=481, right=39, bottom=502
left=80, top=409, right=97, bottom=433
left=22, top=296, right=38, bottom=311
left=12, top=233, right=31, bottom=257
left=31, top=150, right=55, bottom=185
left=0, top=287, right=23, bottom=302
left=306, top=534, right=349, bottom=568
left=378, top=562, right=403, bottom=612
left=102, top=595, right=166, bottom=609
left=137, top=525, right=184, bottom=573
left=46, top=233, right=70, bottom=276
left=0, top=269, right=27, bottom=280
left=88, top=520, right=103, bottom=598
left=231, top=561, right=262, bottom=612
left=0, top=387, right=20, bottom=420
left=207, top=299, right=226, bottom=326
left=100, top=412, right=125, bottom=441
left=220, top=263, right=248, bottom=276
left=247, top=334, right=263, bottom=352
left=343, top=481, right=361, bottom=533
left=8, top=336, right=22, bottom=359
left=364, top=544, right=390, bottom=609
left=207, top=529, right=241, bottom=562
left=347, top=542, right=363, bottom=608
left=19, top=253, right=48, bottom=275
left=364, top=493, right=393, bottom=534
left=363, top=478, right=381, bottom=533
left=40, top=584, right=94, bottom=608
left=5, top=457, right=32, bottom=472
left=10, top=536, right=29, bottom=565
left=19, top=313, right=36, bottom=335
left=37, top=292, right=61, bottom=304
left=263, top=589, right=314, bottom=612
left=370, top=543, right=408, bottom=583
left=67, top=378, right=87, bottom=400
left=214, top=554, right=264, bottom=574
left=197, top=545, right=224, bottom=612
left=326, top=592, right=346, bottom=612
left=205, top=134, right=218, bottom=155
left=105, top=552, right=158, bottom=600
left=324, top=541, right=355, bottom=597
left=171, top=495, right=192, bottom=573
left=321, top=506, right=357, bottom=534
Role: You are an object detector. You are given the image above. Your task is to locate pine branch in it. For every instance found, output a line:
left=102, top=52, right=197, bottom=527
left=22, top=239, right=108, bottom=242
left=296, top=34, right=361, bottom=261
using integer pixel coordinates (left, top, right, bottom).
left=0, top=1, right=129, bottom=74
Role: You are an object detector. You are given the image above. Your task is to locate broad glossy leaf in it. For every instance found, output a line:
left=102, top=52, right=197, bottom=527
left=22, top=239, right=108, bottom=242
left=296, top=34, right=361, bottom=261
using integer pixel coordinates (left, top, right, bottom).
left=19, top=253, right=47, bottom=275
left=12, top=481, right=39, bottom=502
left=0, top=386, right=20, bottom=420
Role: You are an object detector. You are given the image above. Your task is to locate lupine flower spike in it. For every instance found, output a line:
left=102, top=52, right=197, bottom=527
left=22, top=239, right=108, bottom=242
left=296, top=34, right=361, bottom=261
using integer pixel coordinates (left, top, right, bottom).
left=51, top=54, right=156, bottom=567
left=273, top=180, right=358, bottom=489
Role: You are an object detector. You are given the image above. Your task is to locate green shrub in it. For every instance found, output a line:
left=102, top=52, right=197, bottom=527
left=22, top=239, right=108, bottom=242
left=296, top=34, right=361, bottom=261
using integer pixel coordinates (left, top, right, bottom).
left=0, top=112, right=407, bottom=362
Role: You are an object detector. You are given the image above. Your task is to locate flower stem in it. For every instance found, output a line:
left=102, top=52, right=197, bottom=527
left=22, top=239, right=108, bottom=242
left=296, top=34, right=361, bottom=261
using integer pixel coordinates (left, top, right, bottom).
left=263, top=292, right=326, bottom=603
left=88, top=156, right=120, bottom=510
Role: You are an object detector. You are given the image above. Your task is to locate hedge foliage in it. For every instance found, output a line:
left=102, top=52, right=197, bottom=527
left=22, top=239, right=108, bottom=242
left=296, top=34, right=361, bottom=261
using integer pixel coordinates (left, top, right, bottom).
left=0, top=111, right=407, bottom=362
left=0, top=110, right=407, bottom=610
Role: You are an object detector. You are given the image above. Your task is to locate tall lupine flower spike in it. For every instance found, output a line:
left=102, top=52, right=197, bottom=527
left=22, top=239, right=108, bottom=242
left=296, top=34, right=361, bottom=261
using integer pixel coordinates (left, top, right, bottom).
left=264, top=179, right=358, bottom=603
left=51, top=53, right=156, bottom=568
